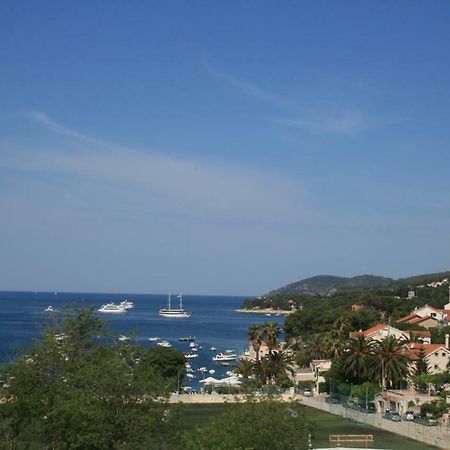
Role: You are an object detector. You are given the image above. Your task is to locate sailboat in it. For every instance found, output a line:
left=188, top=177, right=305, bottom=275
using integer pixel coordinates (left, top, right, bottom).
left=159, top=292, right=191, bottom=318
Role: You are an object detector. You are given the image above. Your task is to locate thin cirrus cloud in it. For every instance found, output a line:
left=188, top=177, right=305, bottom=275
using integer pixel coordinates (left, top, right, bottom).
left=0, top=111, right=311, bottom=225
left=203, top=59, right=388, bottom=135
left=274, top=110, right=368, bottom=135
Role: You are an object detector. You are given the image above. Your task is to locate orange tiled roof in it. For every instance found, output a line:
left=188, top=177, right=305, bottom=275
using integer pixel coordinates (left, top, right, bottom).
left=408, top=315, right=438, bottom=325
left=396, top=313, right=419, bottom=323
left=410, top=330, right=431, bottom=337
left=406, top=343, right=450, bottom=356
left=362, top=323, right=388, bottom=336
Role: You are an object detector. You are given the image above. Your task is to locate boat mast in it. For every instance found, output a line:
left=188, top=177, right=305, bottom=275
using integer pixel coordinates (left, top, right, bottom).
left=179, top=291, right=183, bottom=309
left=168, top=292, right=171, bottom=310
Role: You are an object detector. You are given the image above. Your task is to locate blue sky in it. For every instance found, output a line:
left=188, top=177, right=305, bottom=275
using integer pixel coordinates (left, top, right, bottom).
left=1, top=1, right=450, bottom=295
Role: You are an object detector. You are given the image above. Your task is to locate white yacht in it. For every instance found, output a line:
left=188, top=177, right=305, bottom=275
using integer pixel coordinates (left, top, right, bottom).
left=185, top=353, right=198, bottom=359
left=119, top=300, right=134, bottom=309
left=213, top=352, right=237, bottom=362
left=148, top=337, right=160, bottom=341
left=118, top=335, right=130, bottom=342
left=159, top=292, right=191, bottom=318
left=98, top=303, right=126, bottom=313
left=157, top=341, right=171, bottom=348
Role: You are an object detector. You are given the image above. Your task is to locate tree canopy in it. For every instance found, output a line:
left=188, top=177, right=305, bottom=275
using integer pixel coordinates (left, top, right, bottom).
left=0, top=307, right=186, bottom=450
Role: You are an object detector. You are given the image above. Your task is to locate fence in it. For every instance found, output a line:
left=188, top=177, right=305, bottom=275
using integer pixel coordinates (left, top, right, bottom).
left=301, top=395, right=450, bottom=450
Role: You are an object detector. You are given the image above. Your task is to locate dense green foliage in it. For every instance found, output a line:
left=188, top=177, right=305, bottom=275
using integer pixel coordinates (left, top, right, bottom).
left=0, top=307, right=185, bottom=450
left=269, top=274, right=394, bottom=296
left=179, top=397, right=310, bottom=450
left=265, top=270, right=450, bottom=296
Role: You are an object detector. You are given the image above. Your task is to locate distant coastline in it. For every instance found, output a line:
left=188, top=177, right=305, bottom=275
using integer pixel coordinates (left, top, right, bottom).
left=235, top=308, right=294, bottom=315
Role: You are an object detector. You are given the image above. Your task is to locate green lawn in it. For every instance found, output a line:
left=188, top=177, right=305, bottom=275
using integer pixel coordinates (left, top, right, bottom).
left=177, top=404, right=440, bottom=450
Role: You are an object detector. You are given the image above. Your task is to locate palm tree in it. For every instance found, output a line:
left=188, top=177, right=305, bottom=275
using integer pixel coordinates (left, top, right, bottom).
left=235, top=359, right=254, bottom=380
left=368, top=336, right=410, bottom=389
left=305, top=334, right=327, bottom=360
left=267, top=350, right=294, bottom=381
left=323, top=330, right=345, bottom=359
left=254, top=356, right=272, bottom=385
left=264, top=321, right=280, bottom=351
left=340, top=336, right=374, bottom=383
left=248, top=324, right=264, bottom=361
left=333, top=316, right=351, bottom=333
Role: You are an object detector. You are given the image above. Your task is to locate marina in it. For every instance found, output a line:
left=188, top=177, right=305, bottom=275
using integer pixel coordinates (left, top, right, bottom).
left=0, top=291, right=284, bottom=391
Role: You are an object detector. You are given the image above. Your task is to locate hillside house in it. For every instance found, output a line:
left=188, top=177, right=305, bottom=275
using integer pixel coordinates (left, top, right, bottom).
left=349, top=323, right=409, bottom=342
left=404, top=336, right=450, bottom=374
left=396, top=303, right=450, bottom=329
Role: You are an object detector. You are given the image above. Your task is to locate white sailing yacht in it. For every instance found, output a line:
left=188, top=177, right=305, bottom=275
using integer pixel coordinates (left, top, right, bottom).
left=159, top=292, right=191, bottom=318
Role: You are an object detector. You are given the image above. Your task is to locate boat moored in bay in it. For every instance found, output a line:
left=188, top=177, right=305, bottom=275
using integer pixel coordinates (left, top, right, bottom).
left=159, top=292, right=191, bottom=318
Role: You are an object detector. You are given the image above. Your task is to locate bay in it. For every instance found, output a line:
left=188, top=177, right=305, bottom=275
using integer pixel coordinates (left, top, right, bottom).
left=0, top=291, right=285, bottom=390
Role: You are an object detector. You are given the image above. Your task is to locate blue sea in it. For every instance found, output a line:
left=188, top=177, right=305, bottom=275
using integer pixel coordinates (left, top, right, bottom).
left=0, top=291, right=284, bottom=390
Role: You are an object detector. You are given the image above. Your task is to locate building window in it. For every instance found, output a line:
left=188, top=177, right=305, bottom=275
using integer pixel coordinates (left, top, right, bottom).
left=434, top=352, right=438, bottom=356
left=434, top=364, right=438, bottom=370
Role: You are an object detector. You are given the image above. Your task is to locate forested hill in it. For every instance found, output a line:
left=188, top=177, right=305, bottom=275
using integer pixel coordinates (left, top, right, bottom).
left=268, top=271, right=450, bottom=296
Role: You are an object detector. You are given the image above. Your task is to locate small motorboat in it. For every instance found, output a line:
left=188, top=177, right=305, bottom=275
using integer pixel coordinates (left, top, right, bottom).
left=119, top=300, right=134, bottom=309
left=118, top=335, right=129, bottom=342
left=98, top=303, right=126, bottom=313
left=179, top=336, right=196, bottom=342
left=45, top=305, right=54, bottom=312
left=148, top=337, right=160, bottom=341
left=210, top=347, right=217, bottom=351
left=157, top=341, right=171, bottom=348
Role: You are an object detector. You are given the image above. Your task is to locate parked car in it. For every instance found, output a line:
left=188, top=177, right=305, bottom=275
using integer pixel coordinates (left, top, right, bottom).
left=403, top=411, right=415, bottom=421
left=415, top=417, right=438, bottom=426
left=384, top=411, right=401, bottom=421
left=356, top=401, right=376, bottom=413
left=303, top=388, right=312, bottom=397
left=366, top=402, right=376, bottom=413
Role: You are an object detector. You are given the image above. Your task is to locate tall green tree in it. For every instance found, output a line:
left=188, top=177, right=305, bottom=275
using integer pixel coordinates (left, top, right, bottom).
left=339, top=336, right=374, bottom=384
left=0, top=307, right=185, bottom=450
left=264, top=321, right=281, bottom=351
left=180, top=396, right=311, bottom=450
left=248, top=324, right=265, bottom=361
left=369, top=336, right=410, bottom=389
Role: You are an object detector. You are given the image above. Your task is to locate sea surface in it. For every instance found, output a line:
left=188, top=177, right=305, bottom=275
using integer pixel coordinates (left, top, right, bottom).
left=0, top=291, right=285, bottom=390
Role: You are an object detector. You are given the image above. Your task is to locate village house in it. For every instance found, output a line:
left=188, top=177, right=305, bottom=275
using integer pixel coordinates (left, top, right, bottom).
left=374, top=389, right=442, bottom=416
left=349, top=323, right=410, bottom=342
left=351, top=303, right=364, bottom=312
left=403, top=335, right=450, bottom=374
left=396, top=303, right=450, bottom=329
left=293, top=359, right=332, bottom=394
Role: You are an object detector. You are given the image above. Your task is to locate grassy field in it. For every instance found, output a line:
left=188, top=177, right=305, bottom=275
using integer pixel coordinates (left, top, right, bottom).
left=177, top=403, right=440, bottom=450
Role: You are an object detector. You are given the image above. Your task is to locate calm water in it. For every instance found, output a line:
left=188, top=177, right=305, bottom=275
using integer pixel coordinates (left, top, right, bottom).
left=0, top=291, right=285, bottom=389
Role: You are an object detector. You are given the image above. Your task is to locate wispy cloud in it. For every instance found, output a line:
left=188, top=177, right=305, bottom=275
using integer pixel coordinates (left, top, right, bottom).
left=0, top=112, right=312, bottom=225
left=28, top=110, right=104, bottom=144
left=204, top=59, right=391, bottom=136
left=203, top=58, right=294, bottom=110
left=274, top=110, right=368, bottom=135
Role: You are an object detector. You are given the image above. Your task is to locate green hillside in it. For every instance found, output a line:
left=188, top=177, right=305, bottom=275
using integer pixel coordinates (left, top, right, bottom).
left=268, top=271, right=450, bottom=296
